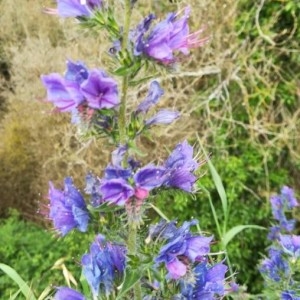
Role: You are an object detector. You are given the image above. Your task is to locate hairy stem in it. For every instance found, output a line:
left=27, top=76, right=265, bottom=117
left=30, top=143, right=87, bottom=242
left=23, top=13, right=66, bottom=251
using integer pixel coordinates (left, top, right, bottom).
left=119, top=1, right=142, bottom=299
left=118, top=0, right=132, bottom=145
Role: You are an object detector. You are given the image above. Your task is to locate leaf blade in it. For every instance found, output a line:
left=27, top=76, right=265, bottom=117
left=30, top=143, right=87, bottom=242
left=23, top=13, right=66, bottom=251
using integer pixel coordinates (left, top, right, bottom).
left=0, top=263, right=36, bottom=300
left=222, top=225, right=266, bottom=247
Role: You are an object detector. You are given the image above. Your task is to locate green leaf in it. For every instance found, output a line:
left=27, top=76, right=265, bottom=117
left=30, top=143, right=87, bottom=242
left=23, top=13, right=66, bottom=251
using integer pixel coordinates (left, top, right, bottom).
left=37, top=286, right=52, bottom=300
left=10, top=289, right=21, bottom=300
left=206, top=154, right=228, bottom=217
left=197, top=136, right=228, bottom=229
left=79, top=271, right=90, bottom=297
left=87, top=202, right=123, bottom=213
left=222, top=225, right=266, bottom=247
left=116, top=270, right=142, bottom=300
left=0, top=263, right=36, bottom=300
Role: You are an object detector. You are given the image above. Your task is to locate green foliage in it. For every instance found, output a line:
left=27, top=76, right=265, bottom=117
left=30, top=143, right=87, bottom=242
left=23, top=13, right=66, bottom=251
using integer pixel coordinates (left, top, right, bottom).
left=0, top=211, right=93, bottom=299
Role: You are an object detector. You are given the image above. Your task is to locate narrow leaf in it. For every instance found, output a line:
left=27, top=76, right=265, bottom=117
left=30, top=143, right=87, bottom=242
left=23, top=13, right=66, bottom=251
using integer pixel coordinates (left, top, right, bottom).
left=116, top=270, right=142, bottom=300
left=37, top=286, right=52, bottom=300
left=222, top=225, right=266, bottom=247
left=10, top=289, right=21, bottom=300
left=197, top=136, right=228, bottom=226
left=79, top=272, right=90, bottom=297
left=0, top=263, right=36, bottom=300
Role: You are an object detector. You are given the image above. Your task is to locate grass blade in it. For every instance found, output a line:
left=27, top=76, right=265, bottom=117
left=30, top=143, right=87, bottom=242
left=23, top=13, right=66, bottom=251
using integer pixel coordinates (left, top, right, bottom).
left=0, top=263, right=36, bottom=300
left=197, top=135, right=228, bottom=233
left=222, top=225, right=266, bottom=247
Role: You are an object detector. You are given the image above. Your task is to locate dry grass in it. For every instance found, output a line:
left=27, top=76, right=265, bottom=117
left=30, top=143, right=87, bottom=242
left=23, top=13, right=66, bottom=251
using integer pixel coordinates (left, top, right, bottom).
left=0, top=0, right=299, bottom=219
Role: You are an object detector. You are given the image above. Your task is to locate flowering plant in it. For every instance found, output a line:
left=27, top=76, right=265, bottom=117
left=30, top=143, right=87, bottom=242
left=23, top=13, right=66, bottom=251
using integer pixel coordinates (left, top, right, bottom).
left=2, top=1, right=281, bottom=299
left=259, top=187, right=300, bottom=299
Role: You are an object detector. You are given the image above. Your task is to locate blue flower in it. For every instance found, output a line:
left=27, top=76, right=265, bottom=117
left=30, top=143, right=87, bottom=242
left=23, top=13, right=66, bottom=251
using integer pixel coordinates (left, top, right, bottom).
left=145, top=110, right=180, bottom=127
left=136, top=81, right=164, bottom=114
left=81, top=69, right=119, bottom=109
left=85, top=173, right=102, bottom=207
left=163, top=140, right=199, bottom=192
left=41, top=61, right=119, bottom=112
left=154, top=220, right=213, bottom=279
left=45, top=0, right=103, bottom=18
left=260, top=248, right=290, bottom=282
left=54, top=287, right=85, bottom=300
left=279, top=234, right=300, bottom=258
left=134, top=164, right=167, bottom=190
left=41, top=73, right=84, bottom=112
left=48, top=177, right=89, bottom=236
left=100, top=178, right=135, bottom=206
left=65, top=60, right=89, bottom=84
left=281, top=186, right=299, bottom=209
left=181, top=262, right=228, bottom=299
left=147, top=220, right=178, bottom=242
left=82, top=234, right=126, bottom=296
left=282, top=290, right=300, bottom=300
left=133, top=7, right=208, bottom=64
left=269, top=187, right=298, bottom=234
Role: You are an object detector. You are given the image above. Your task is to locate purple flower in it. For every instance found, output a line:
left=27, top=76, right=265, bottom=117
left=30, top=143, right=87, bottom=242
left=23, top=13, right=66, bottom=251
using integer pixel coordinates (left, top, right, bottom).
left=54, top=287, right=85, bottom=300
left=165, top=140, right=198, bottom=170
left=85, top=173, right=102, bottom=207
left=111, top=145, right=128, bottom=166
left=134, top=164, right=166, bottom=191
left=42, top=61, right=119, bottom=113
left=269, top=188, right=298, bottom=234
left=282, top=290, right=300, bottom=300
left=279, top=234, right=300, bottom=258
left=104, top=165, right=132, bottom=180
left=164, top=168, right=197, bottom=192
left=100, top=178, right=135, bottom=205
left=147, top=220, right=178, bottom=242
left=260, top=248, right=289, bottom=281
left=65, top=60, right=89, bottom=84
left=134, top=7, right=208, bottom=64
left=155, top=220, right=212, bottom=279
left=82, top=234, right=126, bottom=296
left=145, top=110, right=180, bottom=127
left=281, top=186, right=298, bottom=209
left=48, top=177, right=89, bottom=236
left=163, top=140, right=199, bottom=192
left=180, top=262, right=228, bottom=299
left=45, top=0, right=103, bottom=18
left=41, top=74, right=84, bottom=111
left=136, top=81, right=164, bottom=114
left=268, top=225, right=281, bottom=241
left=80, top=69, right=119, bottom=109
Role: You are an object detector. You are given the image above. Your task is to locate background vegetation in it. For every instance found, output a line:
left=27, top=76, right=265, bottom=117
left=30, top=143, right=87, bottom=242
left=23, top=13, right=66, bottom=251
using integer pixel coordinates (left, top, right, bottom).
left=0, top=0, right=299, bottom=296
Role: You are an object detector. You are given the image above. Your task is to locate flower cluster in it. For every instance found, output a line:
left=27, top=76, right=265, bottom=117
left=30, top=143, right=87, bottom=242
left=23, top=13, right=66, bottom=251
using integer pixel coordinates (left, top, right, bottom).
left=81, top=234, right=126, bottom=296
left=94, top=140, right=199, bottom=207
left=152, top=220, right=213, bottom=279
left=268, top=186, right=299, bottom=240
left=259, top=187, right=300, bottom=299
left=180, top=262, right=228, bottom=299
left=134, top=80, right=180, bottom=130
left=260, top=248, right=289, bottom=282
left=133, top=7, right=208, bottom=64
left=147, top=220, right=228, bottom=299
left=42, top=60, right=119, bottom=112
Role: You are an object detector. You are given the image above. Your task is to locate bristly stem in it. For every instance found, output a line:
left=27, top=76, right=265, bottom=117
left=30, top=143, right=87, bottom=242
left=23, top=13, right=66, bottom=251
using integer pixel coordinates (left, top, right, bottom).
left=119, top=1, right=142, bottom=299
left=118, top=0, right=132, bottom=146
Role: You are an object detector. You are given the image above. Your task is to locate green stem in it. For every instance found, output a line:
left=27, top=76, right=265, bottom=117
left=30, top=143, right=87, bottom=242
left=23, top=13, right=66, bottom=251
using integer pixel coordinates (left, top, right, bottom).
left=119, top=1, right=142, bottom=299
left=118, top=0, right=132, bottom=145
left=118, top=75, right=129, bottom=145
